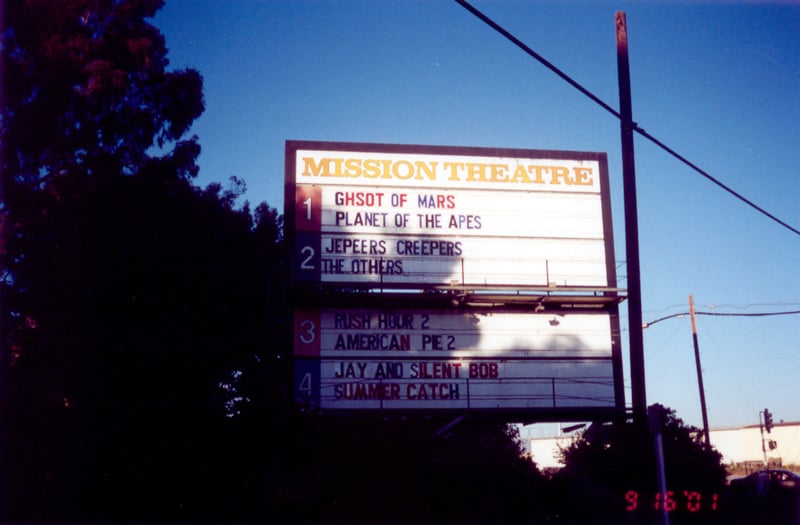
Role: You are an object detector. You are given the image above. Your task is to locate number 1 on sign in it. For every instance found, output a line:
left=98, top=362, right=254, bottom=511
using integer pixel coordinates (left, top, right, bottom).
left=295, top=186, right=320, bottom=233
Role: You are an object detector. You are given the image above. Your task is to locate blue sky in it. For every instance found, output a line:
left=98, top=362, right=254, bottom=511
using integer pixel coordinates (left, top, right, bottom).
left=154, top=1, right=800, bottom=430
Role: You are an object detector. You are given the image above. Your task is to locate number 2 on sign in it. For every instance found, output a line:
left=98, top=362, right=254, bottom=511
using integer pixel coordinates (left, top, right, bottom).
left=300, top=246, right=315, bottom=270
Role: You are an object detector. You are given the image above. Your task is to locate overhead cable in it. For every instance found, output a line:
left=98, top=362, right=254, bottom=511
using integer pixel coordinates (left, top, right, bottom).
left=643, top=309, right=800, bottom=328
left=454, top=0, right=800, bottom=238
left=632, top=127, right=800, bottom=237
left=453, top=0, right=621, bottom=121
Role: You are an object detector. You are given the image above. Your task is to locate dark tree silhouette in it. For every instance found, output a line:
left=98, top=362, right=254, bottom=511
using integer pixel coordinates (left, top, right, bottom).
left=266, top=415, right=547, bottom=524
left=552, top=406, right=727, bottom=524
left=1, top=1, right=285, bottom=521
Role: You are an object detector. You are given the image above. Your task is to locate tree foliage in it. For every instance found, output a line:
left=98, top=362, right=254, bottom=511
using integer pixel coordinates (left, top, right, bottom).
left=552, top=407, right=727, bottom=523
left=267, top=416, right=546, bottom=524
left=1, top=1, right=285, bottom=521
left=2, top=0, right=203, bottom=185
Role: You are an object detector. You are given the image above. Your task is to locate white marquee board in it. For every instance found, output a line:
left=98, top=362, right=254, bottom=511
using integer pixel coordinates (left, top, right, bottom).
left=293, top=307, right=620, bottom=412
left=287, top=141, right=623, bottom=417
left=286, top=142, right=616, bottom=289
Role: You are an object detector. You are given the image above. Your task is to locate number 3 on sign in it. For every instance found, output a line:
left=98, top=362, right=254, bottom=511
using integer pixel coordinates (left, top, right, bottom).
left=299, top=319, right=316, bottom=344
left=294, top=310, right=320, bottom=356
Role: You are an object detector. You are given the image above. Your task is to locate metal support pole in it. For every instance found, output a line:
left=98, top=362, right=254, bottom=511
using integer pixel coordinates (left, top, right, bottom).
left=689, top=295, right=711, bottom=448
left=649, top=405, right=670, bottom=525
left=616, top=12, right=647, bottom=422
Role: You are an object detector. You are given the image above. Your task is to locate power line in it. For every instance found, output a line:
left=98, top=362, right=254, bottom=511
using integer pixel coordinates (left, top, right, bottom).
left=631, top=127, right=800, bottom=237
left=454, top=0, right=800, bottom=238
left=642, top=312, right=688, bottom=328
left=453, top=0, right=621, bottom=121
left=643, top=309, right=800, bottom=328
left=698, top=310, right=800, bottom=318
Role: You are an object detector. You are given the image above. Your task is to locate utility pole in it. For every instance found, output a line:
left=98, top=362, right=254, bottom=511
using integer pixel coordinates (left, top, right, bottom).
left=689, top=295, right=711, bottom=448
left=649, top=404, right=670, bottom=525
left=616, top=12, right=647, bottom=423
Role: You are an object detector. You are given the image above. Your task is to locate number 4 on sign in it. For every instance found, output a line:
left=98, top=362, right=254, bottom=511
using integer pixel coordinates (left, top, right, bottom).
left=298, top=373, right=313, bottom=395
left=294, top=360, right=320, bottom=408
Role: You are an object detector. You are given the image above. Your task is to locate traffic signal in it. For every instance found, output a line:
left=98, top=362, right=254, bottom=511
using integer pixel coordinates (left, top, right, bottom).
left=764, top=408, right=774, bottom=433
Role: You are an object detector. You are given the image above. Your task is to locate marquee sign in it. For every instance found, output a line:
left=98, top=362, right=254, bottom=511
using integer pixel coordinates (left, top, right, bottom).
left=293, top=307, right=620, bottom=413
left=286, top=141, right=624, bottom=418
left=286, top=141, right=616, bottom=289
